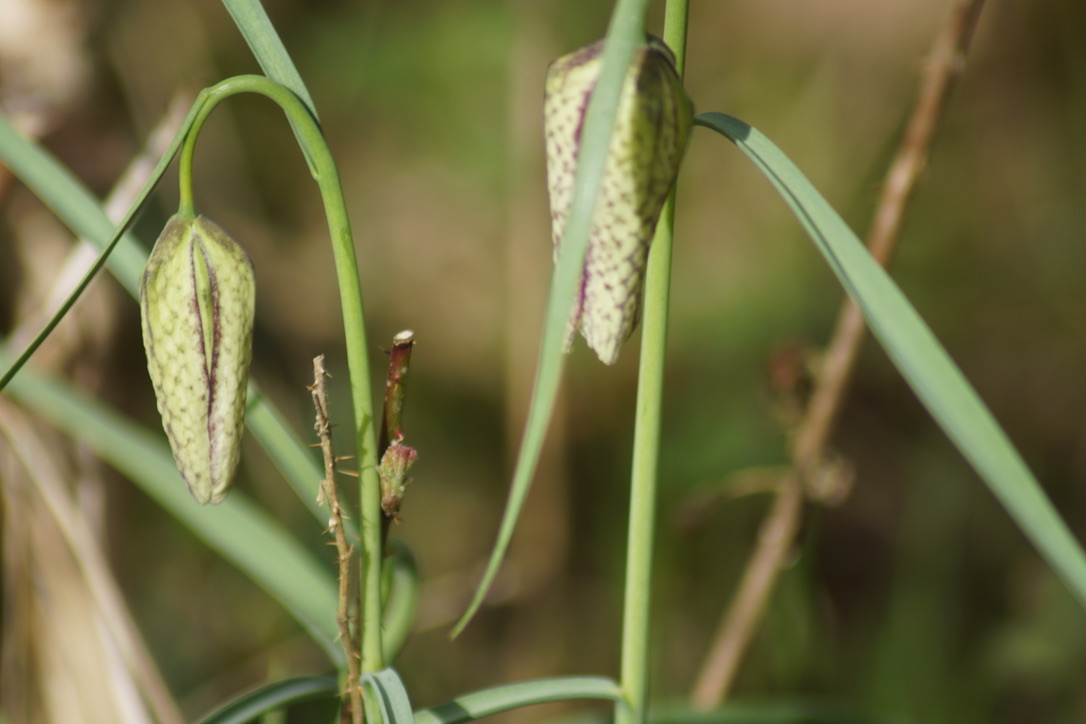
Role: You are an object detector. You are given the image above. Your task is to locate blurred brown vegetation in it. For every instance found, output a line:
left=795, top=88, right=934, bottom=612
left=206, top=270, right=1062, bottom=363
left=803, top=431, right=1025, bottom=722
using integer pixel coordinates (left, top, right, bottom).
left=2, top=0, right=1086, bottom=722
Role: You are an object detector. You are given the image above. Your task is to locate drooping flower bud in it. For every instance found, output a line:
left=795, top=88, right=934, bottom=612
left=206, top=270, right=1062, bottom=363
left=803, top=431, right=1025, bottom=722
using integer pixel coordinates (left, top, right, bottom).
left=545, top=35, right=692, bottom=365
left=140, top=214, right=255, bottom=504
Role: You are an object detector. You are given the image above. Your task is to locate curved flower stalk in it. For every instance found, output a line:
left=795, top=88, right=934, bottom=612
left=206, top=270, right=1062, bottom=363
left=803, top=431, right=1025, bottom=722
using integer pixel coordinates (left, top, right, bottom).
left=545, top=35, right=692, bottom=365
left=140, top=214, right=255, bottom=504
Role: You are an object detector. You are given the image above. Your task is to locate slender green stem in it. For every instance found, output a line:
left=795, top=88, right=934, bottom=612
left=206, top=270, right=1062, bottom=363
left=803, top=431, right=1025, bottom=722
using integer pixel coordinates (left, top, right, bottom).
left=215, top=6, right=384, bottom=673
left=179, top=75, right=384, bottom=671
left=450, top=0, right=655, bottom=637
left=618, top=4, right=689, bottom=724
left=662, top=0, right=691, bottom=73
left=176, top=98, right=211, bottom=220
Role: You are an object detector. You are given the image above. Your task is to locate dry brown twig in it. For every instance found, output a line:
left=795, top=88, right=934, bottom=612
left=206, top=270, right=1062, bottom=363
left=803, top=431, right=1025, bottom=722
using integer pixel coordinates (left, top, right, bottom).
left=310, top=355, right=363, bottom=724
left=690, top=0, right=988, bottom=707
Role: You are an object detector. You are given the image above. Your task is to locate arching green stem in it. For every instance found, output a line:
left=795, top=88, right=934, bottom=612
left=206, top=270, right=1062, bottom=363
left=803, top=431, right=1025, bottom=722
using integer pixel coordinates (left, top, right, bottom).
left=179, top=74, right=384, bottom=672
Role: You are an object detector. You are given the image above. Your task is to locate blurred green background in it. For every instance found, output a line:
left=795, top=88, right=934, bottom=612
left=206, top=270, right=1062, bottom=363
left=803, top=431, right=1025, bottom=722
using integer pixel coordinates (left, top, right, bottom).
left=2, top=0, right=1086, bottom=722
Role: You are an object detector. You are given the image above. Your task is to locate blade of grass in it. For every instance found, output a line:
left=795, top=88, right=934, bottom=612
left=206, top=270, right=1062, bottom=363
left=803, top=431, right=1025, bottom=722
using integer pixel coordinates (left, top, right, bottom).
left=246, top=383, right=357, bottom=538
left=194, top=675, right=338, bottom=724
left=451, top=0, right=655, bottom=638
left=0, top=95, right=192, bottom=391
left=0, top=112, right=351, bottom=537
left=413, top=677, right=623, bottom=724
left=221, top=0, right=319, bottom=175
left=0, top=347, right=343, bottom=666
left=381, top=540, right=420, bottom=664
left=0, top=116, right=148, bottom=298
left=690, top=3, right=986, bottom=702
left=361, top=669, right=414, bottom=724
left=695, top=111, right=1086, bottom=609
left=220, top=0, right=315, bottom=115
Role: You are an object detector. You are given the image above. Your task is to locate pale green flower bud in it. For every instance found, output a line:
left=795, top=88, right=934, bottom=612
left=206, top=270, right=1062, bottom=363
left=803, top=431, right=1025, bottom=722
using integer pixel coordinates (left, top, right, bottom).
left=545, top=35, right=692, bottom=365
left=140, top=214, right=255, bottom=504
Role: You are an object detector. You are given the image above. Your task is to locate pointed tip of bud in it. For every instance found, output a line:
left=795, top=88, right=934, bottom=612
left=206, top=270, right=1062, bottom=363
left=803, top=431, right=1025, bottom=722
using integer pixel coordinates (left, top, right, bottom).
left=140, top=214, right=255, bottom=504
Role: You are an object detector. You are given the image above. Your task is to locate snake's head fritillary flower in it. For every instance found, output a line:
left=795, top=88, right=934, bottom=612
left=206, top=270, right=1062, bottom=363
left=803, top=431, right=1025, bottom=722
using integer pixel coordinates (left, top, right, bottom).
left=545, top=35, right=692, bottom=365
left=140, top=214, right=255, bottom=504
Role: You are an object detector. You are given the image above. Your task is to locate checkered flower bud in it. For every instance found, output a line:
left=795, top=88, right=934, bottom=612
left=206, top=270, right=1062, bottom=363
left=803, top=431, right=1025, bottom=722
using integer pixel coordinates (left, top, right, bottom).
left=545, top=35, right=692, bottom=364
left=140, top=214, right=255, bottom=504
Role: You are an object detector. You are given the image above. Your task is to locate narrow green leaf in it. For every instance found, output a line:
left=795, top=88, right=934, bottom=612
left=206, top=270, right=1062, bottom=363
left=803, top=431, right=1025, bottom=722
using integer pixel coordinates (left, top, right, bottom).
left=221, top=0, right=316, bottom=116
left=0, top=101, right=202, bottom=391
left=194, top=675, right=338, bottom=724
left=413, top=677, right=623, bottom=724
left=0, top=114, right=347, bottom=536
left=451, top=0, right=655, bottom=638
left=695, top=111, right=1086, bottom=609
left=381, top=541, right=420, bottom=664
left=245, top=385, right=357, bottom=540
left=362, top=669, right=414, bottom=724
left=220, top=0, right=320, bottom=176
left=0, top=115, right=148, bottom=297
left=1, top=348, right=343, bottom=665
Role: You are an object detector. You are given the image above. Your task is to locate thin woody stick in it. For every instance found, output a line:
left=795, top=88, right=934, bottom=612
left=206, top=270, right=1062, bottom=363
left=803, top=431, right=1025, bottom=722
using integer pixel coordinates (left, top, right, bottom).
left=691, top=0, right=988, bottom=708
left=311, top=355, right=363, bottom=724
